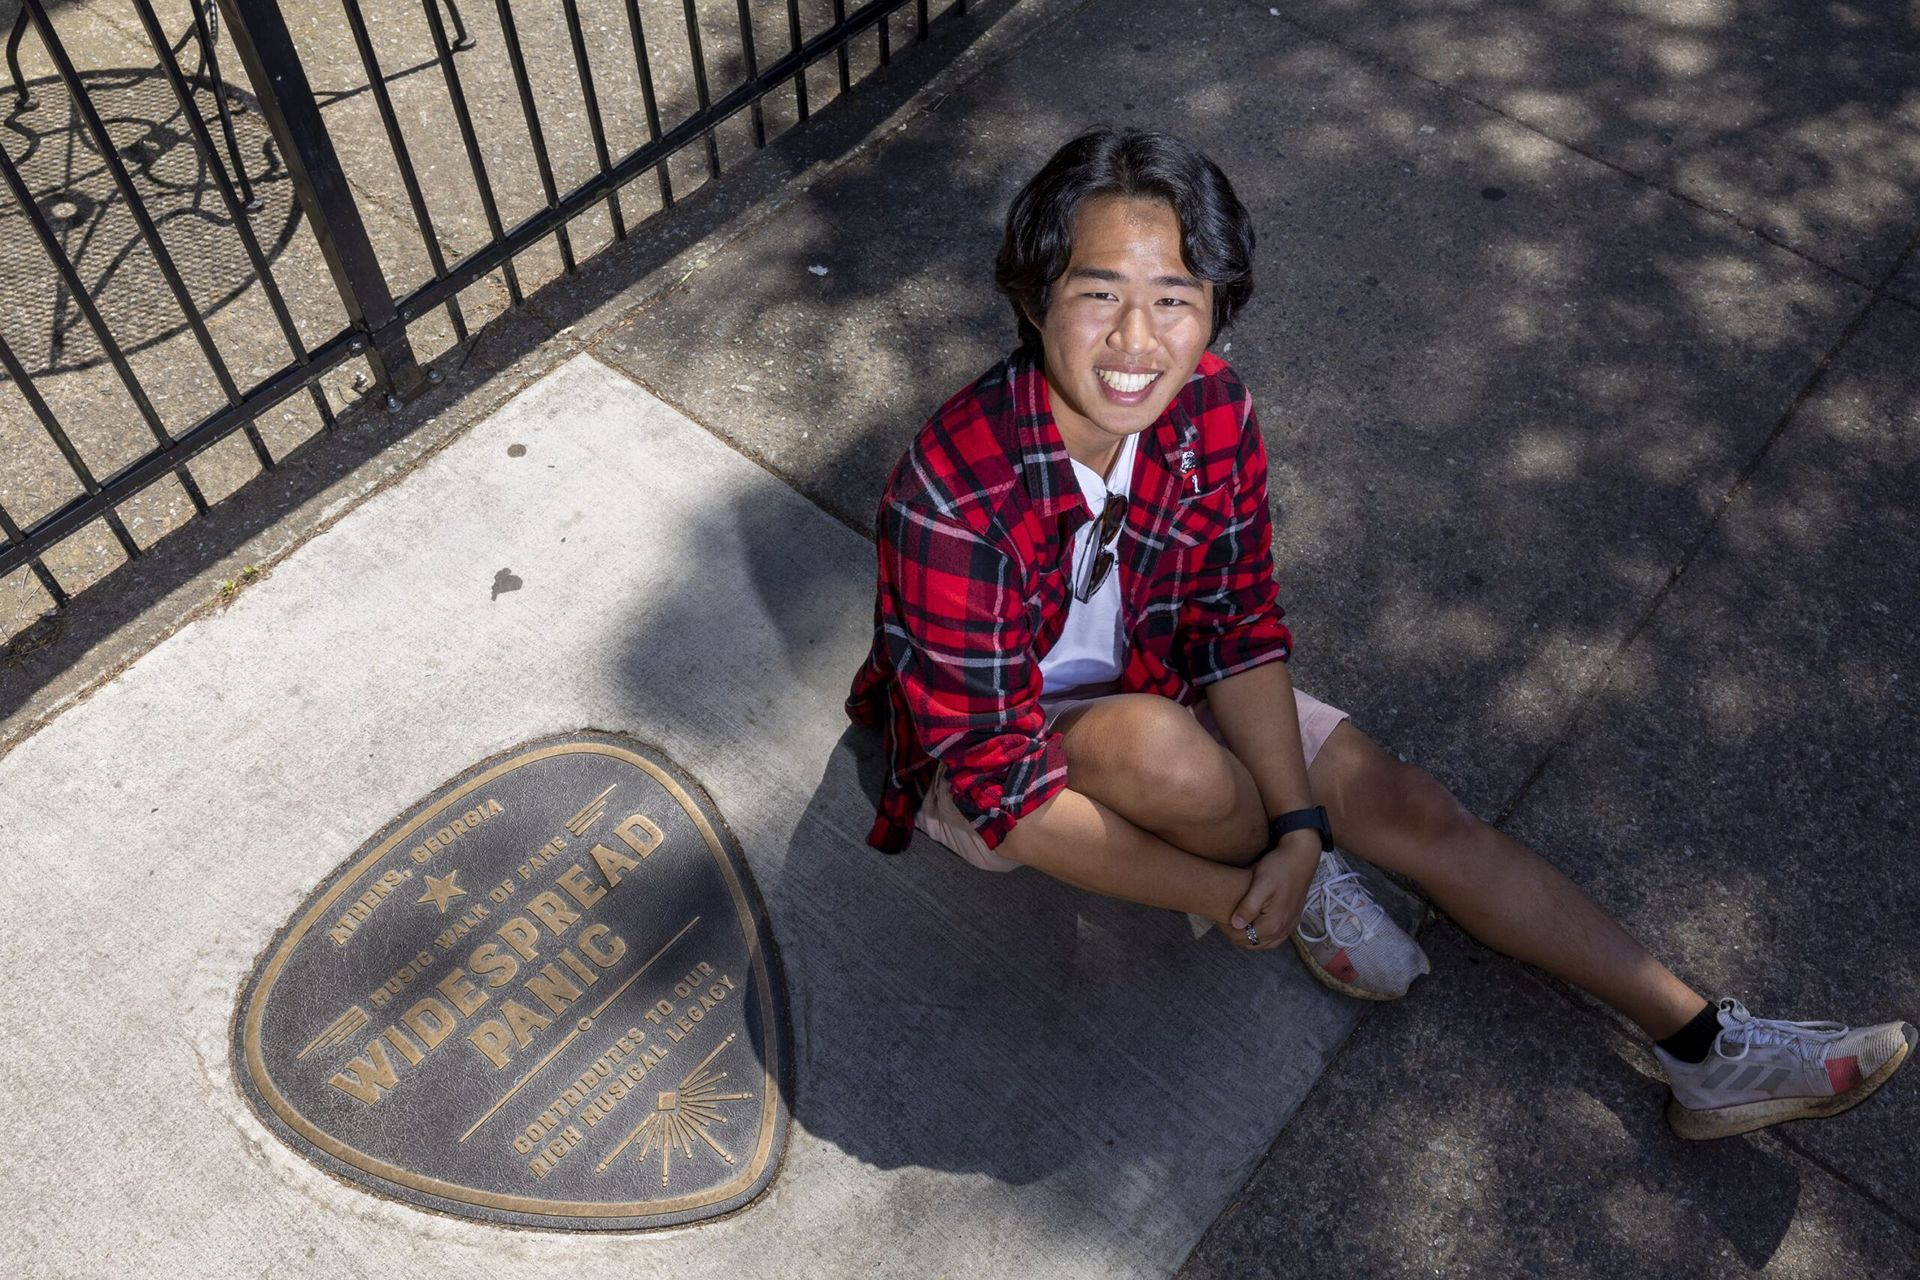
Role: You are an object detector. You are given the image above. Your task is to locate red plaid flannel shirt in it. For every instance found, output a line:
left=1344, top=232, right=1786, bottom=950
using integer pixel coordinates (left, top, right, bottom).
left=845, top=348, right=1293, bottom=853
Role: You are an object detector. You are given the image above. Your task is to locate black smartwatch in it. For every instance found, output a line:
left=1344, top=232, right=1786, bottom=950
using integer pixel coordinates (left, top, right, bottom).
left=1268, top=805, right=1333, bottom=852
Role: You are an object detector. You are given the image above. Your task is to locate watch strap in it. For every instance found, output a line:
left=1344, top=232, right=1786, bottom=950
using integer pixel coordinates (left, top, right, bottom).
left=1268, top=805, right=1333, bottom=852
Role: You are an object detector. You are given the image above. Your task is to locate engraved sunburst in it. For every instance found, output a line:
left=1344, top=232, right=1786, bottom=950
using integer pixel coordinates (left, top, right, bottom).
left=596, top=1034, right=754, bottom=1186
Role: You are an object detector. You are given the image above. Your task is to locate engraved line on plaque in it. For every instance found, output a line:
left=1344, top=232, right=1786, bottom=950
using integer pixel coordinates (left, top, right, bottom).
left=565, top=785, right=619, bottom=837
left=297, top=1006, right=370, bottom=1060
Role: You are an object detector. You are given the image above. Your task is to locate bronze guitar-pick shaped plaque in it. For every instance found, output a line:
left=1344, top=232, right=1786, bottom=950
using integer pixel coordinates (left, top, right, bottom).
left=234, top=733, right=792, bottom=1229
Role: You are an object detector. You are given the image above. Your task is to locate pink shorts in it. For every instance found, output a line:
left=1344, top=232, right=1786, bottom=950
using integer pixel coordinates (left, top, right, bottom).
left=914, top=687, right=1350, bottom=872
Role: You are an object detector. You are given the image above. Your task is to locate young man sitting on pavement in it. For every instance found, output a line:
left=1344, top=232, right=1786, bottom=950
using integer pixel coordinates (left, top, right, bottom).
left=845, top=127, right=1912, bottom=1139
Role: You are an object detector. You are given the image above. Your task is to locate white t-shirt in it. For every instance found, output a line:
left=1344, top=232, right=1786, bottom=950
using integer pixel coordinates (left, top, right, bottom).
left=1039, top=430, right=1140, bottom=696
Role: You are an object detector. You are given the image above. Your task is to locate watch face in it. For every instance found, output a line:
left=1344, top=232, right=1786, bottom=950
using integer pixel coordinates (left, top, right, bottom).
left=1314, top=805, right=1334, bottom=851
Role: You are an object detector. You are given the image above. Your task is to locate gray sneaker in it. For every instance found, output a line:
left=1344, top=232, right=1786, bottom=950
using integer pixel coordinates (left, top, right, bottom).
left=1656, top=998, right=1916, bottom=1140
left=1291, top=849, right=1430, bottom=1001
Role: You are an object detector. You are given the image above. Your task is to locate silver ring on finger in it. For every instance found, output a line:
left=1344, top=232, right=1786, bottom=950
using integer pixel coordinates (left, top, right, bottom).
left=1245, top=925, right=1260, bottom=946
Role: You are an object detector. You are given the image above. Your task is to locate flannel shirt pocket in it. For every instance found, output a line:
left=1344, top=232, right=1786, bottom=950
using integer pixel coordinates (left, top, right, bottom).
left=1166, top=485, right=1235, bottom=549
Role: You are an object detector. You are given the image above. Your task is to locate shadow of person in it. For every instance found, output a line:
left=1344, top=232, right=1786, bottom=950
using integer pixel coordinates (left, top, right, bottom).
left=772, top=722, right=1369, bottom=1200
left=1582, top=1044, right=1807, bottom=1271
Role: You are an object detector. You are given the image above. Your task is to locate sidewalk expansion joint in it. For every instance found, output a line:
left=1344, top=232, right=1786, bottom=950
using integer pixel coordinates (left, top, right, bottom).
left=1390, top=923, right=1920, bottom=1247
left=583, top=354, right=878, bottom=546
left=602, top=0, right=1098, bottom=335
left=1777, top=1128, right=1920, bottom=1239
left=562, top=0, right=1104, bottom=540
left=1490, top=284, right=1883, bottom=833
left=1473, top=74, right=1920, bottom=833
left=1245, top=0, right=1920, bottom=315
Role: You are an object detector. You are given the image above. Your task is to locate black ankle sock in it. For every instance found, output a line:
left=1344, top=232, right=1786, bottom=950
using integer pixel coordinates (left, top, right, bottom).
left=1657, top=1002, right=1722, bottom=1064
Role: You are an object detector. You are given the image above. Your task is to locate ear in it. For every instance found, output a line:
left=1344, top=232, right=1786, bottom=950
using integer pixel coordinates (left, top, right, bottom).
left=1019, top=291, right=1046, bottom=334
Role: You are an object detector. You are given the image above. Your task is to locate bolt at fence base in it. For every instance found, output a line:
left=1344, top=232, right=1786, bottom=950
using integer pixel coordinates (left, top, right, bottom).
left=385, top=394, right=403, bottom=413
left=426, top=368, right=444, bottom=384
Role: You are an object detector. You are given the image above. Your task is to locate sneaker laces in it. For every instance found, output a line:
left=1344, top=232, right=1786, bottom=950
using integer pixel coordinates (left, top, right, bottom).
left=1297, top=868, right=1385, bottom=950
left=1713, top=998, right=1849, bottom=1065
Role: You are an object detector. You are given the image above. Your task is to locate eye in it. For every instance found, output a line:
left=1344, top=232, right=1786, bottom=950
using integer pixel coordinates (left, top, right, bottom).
left=1157, top=296, right=1189, bottom=307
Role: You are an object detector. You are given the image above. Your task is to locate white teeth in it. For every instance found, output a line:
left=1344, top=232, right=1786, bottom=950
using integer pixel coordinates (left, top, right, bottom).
left=1097, top=369, right=1156, bottom=394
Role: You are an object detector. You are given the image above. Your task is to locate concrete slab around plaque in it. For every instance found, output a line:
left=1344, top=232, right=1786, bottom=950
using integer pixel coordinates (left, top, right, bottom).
left=0, top=353, right=1386, bottom=1277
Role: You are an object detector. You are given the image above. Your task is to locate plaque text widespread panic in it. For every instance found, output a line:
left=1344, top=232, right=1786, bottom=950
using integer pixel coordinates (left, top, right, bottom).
left=234, top=733, right=792, bottom=1229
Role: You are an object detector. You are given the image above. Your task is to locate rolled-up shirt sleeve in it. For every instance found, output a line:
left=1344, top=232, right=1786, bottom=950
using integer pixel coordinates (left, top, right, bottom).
left=878, top=497, right=1067, bottom=850
left=1176, top=403, right=1293, bottom=685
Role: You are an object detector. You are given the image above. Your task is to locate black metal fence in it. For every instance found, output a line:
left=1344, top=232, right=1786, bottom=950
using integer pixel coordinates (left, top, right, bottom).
left=0, top=0, right=968, bottom=616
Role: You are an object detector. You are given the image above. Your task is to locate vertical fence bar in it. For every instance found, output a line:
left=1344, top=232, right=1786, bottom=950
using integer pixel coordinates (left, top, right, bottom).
left=217, top=0, right=425, bottom=404
left=679, top=0, right=723, bottom=179
left=133, top=0, right=337, bottom=435
left=0, top=493, right=66, bottom=607
left=917, top=0, right=928, bottom=41
left=187, top=0, right=260, bottom=210
left=22, top=0, right=275, bottom=471
left=8, top=13, right=37, bottom=111
left=0, top=141, right=210, bottom=515
left=620, top=0, right=675, bottom=208
left=877, top=8, right=890, bottom=66
left=559, top=0, right=627, bottom=239
left=417, top=0, right=523, bottom=305
left=782, top=0, right=808, bottom=121
left=832, top=0, right=850, bottom=92
left=0, top=329, right=142, bottom=562
left=339, top=0, right=469, bottom=344
left=732, top=0, right=766, bottom=147
left=488, top=0, right=577, bottom=274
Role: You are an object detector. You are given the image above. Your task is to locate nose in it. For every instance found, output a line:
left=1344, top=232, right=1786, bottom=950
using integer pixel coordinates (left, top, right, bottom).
left=1109, top=302, right=1156, bottom=356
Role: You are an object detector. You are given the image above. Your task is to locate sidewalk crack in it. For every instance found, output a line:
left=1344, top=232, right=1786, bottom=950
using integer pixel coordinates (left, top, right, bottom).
left=1240, top=0, right=1920, bottom=317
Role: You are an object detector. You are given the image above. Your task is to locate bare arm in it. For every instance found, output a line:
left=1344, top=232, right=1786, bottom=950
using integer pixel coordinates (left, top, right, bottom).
left=1205, top=661, right=1323, bottom=941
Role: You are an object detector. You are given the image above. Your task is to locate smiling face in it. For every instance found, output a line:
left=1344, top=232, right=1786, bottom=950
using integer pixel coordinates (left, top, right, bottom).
left=1032, top=194, right=1215, bottom=472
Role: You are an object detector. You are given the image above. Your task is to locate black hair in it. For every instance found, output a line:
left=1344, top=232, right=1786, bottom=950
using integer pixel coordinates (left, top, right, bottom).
left=994, top=128, right=1255, bottom=354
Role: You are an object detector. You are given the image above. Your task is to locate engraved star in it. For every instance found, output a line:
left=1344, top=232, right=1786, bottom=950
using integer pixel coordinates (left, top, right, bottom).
left=417, top=870, right=467, bottom=914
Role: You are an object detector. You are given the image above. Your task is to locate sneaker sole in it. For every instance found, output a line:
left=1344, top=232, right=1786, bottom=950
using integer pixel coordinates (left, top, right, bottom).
left=1290, top=933, right=1403, bottom=1002
left=1666, top=1022, right=1917, bottom=1141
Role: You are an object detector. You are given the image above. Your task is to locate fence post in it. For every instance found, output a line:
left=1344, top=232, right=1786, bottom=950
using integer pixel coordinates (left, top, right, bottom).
left=214, top=0, right=426, bottom=407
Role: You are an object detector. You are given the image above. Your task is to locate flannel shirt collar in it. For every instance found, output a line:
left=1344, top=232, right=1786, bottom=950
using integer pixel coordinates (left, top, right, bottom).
left=1005, top=348, right=1206, bottom=521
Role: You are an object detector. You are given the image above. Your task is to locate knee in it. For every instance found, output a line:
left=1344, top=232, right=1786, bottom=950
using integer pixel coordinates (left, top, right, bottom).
left=1069, top=703, right=1243, bottom=821
left=1370, top=758, right=1480, bottom=855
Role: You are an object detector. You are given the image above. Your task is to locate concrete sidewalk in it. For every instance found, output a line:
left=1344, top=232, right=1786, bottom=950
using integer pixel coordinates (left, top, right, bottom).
left=0, top=353, right=1393, bottom=1277
left=3, top=0, right=1918, bottom=1274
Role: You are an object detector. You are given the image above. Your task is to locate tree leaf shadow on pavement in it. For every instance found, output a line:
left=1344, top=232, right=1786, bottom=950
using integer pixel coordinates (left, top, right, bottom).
left=1268, top=0, right=1920, bottom=286
left=592, top=0, right=1920, bottom=1266
left=1179, top=926, right=1920, bottom=1279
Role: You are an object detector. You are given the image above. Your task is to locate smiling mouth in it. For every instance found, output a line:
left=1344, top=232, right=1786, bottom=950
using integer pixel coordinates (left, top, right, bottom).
left=1095, top=368, right=1160, bottom=397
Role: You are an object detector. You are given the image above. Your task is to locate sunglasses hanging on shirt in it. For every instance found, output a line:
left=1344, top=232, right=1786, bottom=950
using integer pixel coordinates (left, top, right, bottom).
left=1073, top=494, right=1130, bottom=603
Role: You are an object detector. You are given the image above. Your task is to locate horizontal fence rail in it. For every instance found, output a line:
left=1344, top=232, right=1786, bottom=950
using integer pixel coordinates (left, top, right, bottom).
left=0, top=0, right=971, bottom=614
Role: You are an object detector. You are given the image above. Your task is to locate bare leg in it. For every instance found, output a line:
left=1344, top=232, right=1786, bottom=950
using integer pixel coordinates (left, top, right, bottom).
left=999, top=788, right=1253, bottom=927
left=1307, top=722, right=1706, bottom=1039
left=1051, top=694, right=1266, bottom=860
left=997, top=695, right=1270, bottom=939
